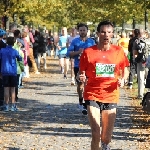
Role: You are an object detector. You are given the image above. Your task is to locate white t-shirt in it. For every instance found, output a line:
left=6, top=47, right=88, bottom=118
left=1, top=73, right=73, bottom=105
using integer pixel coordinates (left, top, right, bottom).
left=67, top=35, right=80, bottom=46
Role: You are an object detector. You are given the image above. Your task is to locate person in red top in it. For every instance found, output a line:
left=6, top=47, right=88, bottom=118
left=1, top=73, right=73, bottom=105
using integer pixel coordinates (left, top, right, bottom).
left=79, top=21, right=129, bottom=150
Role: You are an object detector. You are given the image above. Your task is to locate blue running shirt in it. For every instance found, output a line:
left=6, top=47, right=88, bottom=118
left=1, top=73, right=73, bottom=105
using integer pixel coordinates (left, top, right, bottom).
left=67, top=37, right=95, bottom=67
left=58, top=36, right=68, bottom=55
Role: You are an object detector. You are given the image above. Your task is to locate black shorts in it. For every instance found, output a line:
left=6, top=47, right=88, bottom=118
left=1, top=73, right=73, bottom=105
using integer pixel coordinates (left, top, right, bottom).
left=58, top=54, right=69, bottom=59
left=74, top=67, right=79, bottom=83
left=2, top=75, right=17, bottom=87
left=85, top=100, right=117, bottom=111
left=70, top=57, right=74, bottom=61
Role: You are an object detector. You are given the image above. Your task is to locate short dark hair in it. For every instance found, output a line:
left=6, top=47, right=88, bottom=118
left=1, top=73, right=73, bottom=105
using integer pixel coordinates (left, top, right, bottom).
left=7, top=37, right=15, bottom=46
left=134, top=29, right=140, bottom=37
left=14, top=29, right=20, bottom=37
left=97, top=20, right=114, bottom=32
left=77, top=23, right=88, bottom=30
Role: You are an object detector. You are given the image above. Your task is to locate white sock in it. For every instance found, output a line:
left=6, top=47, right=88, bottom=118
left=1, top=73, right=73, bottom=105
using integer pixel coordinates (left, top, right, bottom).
left=71, top=77, right=75, bottom=81
left=101, top=142, right=110, bottom=150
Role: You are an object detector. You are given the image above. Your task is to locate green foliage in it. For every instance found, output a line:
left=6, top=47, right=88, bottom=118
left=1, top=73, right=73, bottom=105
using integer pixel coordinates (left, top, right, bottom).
left=0, top=0, right=150, bottom=29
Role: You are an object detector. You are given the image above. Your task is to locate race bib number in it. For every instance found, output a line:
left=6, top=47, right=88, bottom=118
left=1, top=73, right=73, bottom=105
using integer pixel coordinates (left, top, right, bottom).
left=96, top=63, right=116, bottom=77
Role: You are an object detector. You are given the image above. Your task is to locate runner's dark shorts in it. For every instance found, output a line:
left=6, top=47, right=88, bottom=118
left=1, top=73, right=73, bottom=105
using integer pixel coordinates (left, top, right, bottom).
left=85, top=100, right=117, bottom=111
left=2, top=75, right=17, bottom=87
left=58, top=54, right=69, bottom=59
left=74, top=67, right=79, bottom=83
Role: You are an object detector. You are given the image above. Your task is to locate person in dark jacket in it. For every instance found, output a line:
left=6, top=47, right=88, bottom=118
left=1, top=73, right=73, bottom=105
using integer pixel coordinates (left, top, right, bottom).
left=128, top=29, right=139, bottom=89
left=47, top=36, right=56, bottom=57
left=0, top=29, right=6, bottom=107
left=37, top=32, right=47, bottom=70
left=0, top=36, right=7, bottom=50
left=33, top=30, right=40, bottom=66
left=0, top=29, right=7, bottom=50
left=0, top=36, right=22, bottom=111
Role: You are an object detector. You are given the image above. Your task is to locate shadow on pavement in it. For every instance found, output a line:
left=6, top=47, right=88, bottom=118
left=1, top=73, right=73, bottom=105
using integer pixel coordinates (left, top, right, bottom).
left=0, top=97, right=89, bottom=138
left=5, top=148, right=20, bottom=150
left=24, top=81, right=68, bottom=88
left=0, top=96, right=149, bottom=142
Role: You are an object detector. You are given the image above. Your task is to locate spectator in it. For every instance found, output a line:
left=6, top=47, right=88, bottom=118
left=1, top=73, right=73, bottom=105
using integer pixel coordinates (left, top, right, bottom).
left=0, top=36, right=22, bottom=111
left=47, top=36, right=56, bottom=57
left=24, top=26, right=40, bottom=74
left=22, top=31, right=30, bottom=78
left=0, top=29, right=7, bottom=50
left=37, top=32, right=47, bottom=70
left=33, top=30, right=40, bottom=67
left=0, top=29, right=6, bottom=107
left=13, top=30, right=24, bottom=102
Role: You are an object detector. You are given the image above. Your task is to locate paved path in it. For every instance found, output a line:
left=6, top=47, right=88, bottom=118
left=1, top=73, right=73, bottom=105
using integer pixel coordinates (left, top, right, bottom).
left=0, top=57, right=144, bottom=150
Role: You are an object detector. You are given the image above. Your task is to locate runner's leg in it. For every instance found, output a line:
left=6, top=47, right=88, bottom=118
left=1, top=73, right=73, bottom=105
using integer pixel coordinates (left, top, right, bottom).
left=87, top=103, right=101, bottom=150
left=43, top=52, right=47, bottom=69
left=37, top=53, right=41, bottom=70
left=77, top=82, right=84, bottom=104
left=70, top=58, right=75, bottom=85
left=59, top=57, right=65, bottom=74
left=4, top=87, right=10, bottom=104
left=64, top=57, right=69, bottom=78
left=10, top=87, right=16, bottom=104
left=29, top=48, right=39, bottom=73
left=74, top=67, right=84, bottom=105
left=101, top=108, right=116, bottom=145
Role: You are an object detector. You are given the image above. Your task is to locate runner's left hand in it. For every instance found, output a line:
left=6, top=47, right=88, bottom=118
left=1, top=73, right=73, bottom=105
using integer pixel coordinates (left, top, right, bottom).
left=118, top=78, right=124, bottom=87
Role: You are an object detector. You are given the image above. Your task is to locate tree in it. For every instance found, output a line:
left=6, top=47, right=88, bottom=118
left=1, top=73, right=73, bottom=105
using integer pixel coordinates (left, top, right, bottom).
left=0, top=0, right=150, bottom=29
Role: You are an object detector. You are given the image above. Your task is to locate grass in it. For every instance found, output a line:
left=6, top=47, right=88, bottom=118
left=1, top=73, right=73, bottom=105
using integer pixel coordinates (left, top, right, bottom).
left=125, top=77, right=150, bottom=149
left=132, top=77, right=138, bottom=89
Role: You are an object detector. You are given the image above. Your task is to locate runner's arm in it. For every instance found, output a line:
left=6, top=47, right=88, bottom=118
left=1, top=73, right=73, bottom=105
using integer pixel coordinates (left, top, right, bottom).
left=16, top=51, right=22, bottom=62
left=79, top=50, right=88, bottom=82
left=79, top=71, right=86, bottom=82
left=133, top=42, right=138, bottom=58
left=119, top=49, right=130, bottom=80
left=66, top=37, right=70, bottom=48
left=121, top=67, right=129, bottom=80
left=67, top=40, right=81, bottom=57
left=70, top=50, right=83, bottom=57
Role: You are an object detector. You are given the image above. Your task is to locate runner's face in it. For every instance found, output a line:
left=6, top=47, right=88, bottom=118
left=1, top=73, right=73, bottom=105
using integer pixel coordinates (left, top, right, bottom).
left=97, top=25, right=113, bottom=45
left=62, top=30, right=65, bottom=36
left=62, top=28, right=67, bottom=36
left=71, top=28, right=76, bottom=35
left=79, top=26, right=87, bottom=38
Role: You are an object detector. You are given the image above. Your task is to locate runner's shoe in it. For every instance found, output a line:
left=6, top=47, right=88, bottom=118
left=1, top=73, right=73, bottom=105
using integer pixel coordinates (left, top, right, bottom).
left=82, top=103, right=87, bottom=115
left=82, top=107, right=87, bottom=115
left=101, top=142, right=111, bottom=150
left=35, top=71, right=40, bottom=74
left=137, top=95, right=143, bottom=99
left=78, top=104, right=83, bottom=110
left=64, top=75, right=67, bottom=79
left=129, top=85, right=132, bottom=89
left=3, top=104, right=9, bottom=111
left=71, top=80, right=76, bottom=85
left=10, top=104, right=18, bottom=111
left=78, top=104, right=87, bottom=115
left=61, top=67, right=64, bottom=74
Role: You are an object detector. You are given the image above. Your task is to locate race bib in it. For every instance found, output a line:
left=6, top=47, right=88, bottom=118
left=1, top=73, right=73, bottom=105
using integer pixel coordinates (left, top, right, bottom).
left=96, top=63, right=116, bottom=77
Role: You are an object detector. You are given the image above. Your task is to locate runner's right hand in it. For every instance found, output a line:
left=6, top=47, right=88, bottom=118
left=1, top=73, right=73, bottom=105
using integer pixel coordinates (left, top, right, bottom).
left=79, top=48, right=84, bottom=54
left=118, top=78, right=124, bottom=87
left=79, top=74, right=86, bottom=82
left=57, top=46, right=61, bottom=50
